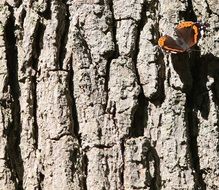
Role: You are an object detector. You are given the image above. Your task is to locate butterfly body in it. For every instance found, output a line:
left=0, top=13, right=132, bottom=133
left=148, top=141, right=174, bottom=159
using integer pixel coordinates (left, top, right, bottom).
left=158, top=21, right=203, bottom=53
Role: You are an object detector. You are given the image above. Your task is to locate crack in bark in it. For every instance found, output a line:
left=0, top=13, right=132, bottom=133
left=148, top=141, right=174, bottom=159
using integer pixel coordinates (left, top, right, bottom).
left=130, top=0, right=148, bottom=137
left=37, top=168, right=45, bottom=190
left=154, top=55, right=165, bottom=105
left=115, top=17, right=136, bottom=22
left=32, top=22, right=45, bottom=150
left=112, top=103, right=117, bottom=128
left=82, top=154, right=88, bottom=190
left=119, top=139, right=125, bottom=190
left=19, top=8, right=26, bottom=30
left=146, top=146, right=161, bottom=190
left=130, top=91, right=148, bottom=137
left=203, top=0, right=219, bottom=16
left=94, top=144, right=113, bottom=149
left=58, top=2, right=70, bottom=69
left=150, top=11, right=165, bottom=105
left=108, top=0, right=119, bottom=57
left=4, top=5, right=23, bottom=189
left=104, top=155, right=110, bottom=189
left=37, top=0, right=51, bottom=20
left=104, top=58, right=111, bottom=112
left=32, top=72, right=38, bottom=149
left=104, top=0, right=119, bottom=112
left=203, top=0, right=212, bottom=16
left=69, top=56, right=80, bottom=138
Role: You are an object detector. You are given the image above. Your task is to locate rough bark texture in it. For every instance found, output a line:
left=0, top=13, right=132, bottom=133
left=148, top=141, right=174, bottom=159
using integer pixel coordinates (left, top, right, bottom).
left=0, top=0, right=219, bottom=189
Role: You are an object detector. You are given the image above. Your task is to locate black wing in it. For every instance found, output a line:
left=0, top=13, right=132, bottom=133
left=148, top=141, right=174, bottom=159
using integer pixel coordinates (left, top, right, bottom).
left=175, top=22, right=200, bottom=48
left=158, top=35, right=186, bottom=53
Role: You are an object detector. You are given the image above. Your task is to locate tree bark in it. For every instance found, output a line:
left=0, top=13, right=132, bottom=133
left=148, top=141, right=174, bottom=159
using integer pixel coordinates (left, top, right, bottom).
left=0, top=0, right=219, bottom=189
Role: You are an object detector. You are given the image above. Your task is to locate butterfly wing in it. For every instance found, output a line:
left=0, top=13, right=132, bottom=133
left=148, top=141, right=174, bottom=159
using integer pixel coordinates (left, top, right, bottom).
left=175, top=21, right=200, bottom=48
left=158, top=35, right=186, bottom=53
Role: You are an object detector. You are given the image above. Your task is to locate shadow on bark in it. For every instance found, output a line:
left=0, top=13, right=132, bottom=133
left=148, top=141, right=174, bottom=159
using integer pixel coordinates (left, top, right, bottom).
left=36, top=0, right=52, bottom=20
left=130, top=91, right=148, bottom=137
left=146, top=146, right=161, bottom=190
left=203, top=53, right=219, bottom=156
left=172, top=50, right=207, bottom=189
left=171, top=49, right=219, bottom=189
left=4, top=6, right=24, bottom=190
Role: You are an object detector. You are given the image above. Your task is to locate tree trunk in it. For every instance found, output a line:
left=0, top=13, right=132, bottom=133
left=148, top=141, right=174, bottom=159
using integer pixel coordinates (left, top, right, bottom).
left=0, top=0, right=219, bottom=189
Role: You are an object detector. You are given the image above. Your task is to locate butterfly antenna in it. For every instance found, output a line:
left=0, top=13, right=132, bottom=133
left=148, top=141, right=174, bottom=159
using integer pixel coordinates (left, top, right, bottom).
left=188, top=49, right=201, bottom=57
left=190, top=49, right=201, bottom=52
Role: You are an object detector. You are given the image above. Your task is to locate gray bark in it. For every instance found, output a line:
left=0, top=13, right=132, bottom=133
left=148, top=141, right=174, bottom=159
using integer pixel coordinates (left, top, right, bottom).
left=0, top=0, right=219, bottom=189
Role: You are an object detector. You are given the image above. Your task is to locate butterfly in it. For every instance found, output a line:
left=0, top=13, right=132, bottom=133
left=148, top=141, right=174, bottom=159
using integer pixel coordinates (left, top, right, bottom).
left=158, top=21, right=203, bottom=53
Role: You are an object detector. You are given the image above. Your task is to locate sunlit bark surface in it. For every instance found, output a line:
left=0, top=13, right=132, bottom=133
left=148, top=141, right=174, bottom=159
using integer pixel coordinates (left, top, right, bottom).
left=0, top=0, right=219, bottom=189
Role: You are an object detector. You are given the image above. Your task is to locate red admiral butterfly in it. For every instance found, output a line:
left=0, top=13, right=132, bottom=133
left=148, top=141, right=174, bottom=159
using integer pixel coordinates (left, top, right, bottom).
left=158, top=21, right=203, bottom=53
